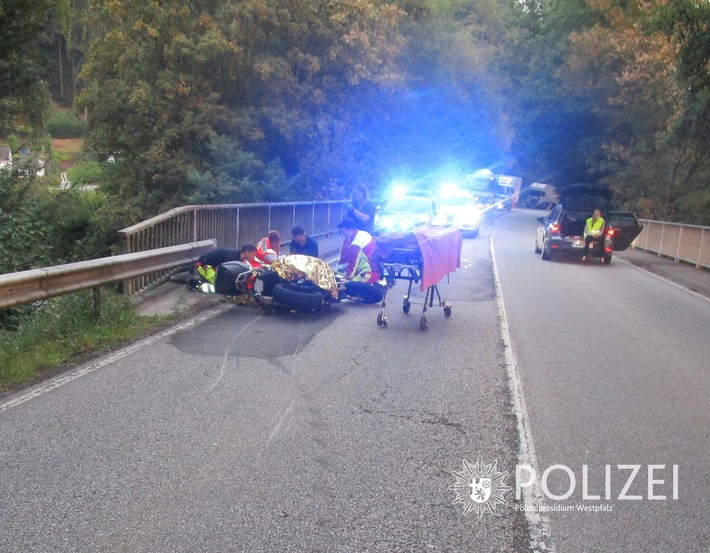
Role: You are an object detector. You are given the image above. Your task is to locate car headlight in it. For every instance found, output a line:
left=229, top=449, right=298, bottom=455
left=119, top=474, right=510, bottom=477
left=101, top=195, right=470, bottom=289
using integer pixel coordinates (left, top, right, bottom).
left=432, top=214, right=447, bottom=226
left=378, top=216, right=396, bottom=230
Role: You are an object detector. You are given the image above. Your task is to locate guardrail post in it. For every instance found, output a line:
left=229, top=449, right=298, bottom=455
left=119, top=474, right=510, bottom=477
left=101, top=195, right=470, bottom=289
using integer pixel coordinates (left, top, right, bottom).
left=93, top=287, right=102, bottom=318
left=659, top=223, right=665, bottom=257
left=698, top=228, right=707, bottom=269
left=643, top=221, right=649, bottom=250
left=236, top=206, right=240, bottom=247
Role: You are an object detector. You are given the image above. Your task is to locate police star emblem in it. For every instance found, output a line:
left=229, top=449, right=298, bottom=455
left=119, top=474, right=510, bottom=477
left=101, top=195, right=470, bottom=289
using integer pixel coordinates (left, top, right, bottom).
left=450, top=456, right=512, bottom=518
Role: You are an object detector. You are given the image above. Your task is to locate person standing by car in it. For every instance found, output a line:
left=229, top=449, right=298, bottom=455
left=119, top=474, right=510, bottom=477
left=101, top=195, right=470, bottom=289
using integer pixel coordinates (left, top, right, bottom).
left=583, top=209, right=606, bottom=261
left=289, top=224, right=319, bottom=258
left=337, top=218, right=384, bottom=303
left=343, top=184, right=376, bottom=234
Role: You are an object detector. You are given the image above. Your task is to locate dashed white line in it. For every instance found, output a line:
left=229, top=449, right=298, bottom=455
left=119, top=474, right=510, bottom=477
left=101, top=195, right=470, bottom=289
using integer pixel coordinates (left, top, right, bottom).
left=490, top=237, right=556, bottom=553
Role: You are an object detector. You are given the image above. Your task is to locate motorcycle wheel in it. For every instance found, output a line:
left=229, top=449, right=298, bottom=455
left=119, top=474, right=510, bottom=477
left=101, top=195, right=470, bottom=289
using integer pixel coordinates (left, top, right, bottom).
left=272, top=282, right=326, bottom=312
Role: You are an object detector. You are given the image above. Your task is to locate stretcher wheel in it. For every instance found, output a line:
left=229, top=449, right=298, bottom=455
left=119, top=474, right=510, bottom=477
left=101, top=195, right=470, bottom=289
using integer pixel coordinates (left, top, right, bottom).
left=377, top=312, right=387, bottom=327
left=402, top=300, right=411, bottom=314
left=420, top=315, right=428, bottom=331
left=444, top=306, right=452, bottom=318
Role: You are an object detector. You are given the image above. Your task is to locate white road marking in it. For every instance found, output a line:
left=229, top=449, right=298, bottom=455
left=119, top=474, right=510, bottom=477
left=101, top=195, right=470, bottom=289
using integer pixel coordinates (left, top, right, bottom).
left=616, top=257, right=710, bottom=303
left=0, top=306, right=229, bottom=415
left=490, top=237, right=556, bottom=553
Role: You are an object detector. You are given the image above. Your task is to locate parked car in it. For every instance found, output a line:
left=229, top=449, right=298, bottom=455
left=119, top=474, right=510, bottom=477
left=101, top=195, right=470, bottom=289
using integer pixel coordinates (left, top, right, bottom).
left=374, top=195, right=438, bottom=234
left=433, top=189, right=481, bottom=237
left=534, top=183, right=643, bottom=264
left=526, top=183, right=558, bottom=209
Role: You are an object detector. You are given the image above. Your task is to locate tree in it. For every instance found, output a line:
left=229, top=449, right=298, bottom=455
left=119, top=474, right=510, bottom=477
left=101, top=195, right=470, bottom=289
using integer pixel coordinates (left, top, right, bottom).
left=563, top=0, right=709, bottom=221
left=0, top=0, right=53, bottom=133
left=78, top=0, right=405, bottom=218
left=501, top=0, right=608, bottom=187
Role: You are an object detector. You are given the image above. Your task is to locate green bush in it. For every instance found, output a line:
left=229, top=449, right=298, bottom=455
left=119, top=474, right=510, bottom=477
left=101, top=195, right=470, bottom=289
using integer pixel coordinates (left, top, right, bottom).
left=0, top=289, right=165, bottom=391
left=46, top=110, right=87, bottom=138
left=66, top=161, right=104, bottom=187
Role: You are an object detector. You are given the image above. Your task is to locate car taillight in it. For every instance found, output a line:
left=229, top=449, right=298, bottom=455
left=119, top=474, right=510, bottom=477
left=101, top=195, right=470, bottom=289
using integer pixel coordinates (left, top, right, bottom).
left=607, top=227, right=615, bottom=236
left=549, top=223, right=560, bottom=233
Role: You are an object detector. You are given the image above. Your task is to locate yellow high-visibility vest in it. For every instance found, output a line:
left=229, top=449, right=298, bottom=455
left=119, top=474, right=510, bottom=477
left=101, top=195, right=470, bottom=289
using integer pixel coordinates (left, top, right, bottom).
left=584, top=217, right=605, bottom=237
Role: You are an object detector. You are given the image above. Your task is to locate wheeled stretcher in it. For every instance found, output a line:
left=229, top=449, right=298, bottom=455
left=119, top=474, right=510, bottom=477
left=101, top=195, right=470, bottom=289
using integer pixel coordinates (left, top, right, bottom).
left=375, top=226, right=463, bottom=330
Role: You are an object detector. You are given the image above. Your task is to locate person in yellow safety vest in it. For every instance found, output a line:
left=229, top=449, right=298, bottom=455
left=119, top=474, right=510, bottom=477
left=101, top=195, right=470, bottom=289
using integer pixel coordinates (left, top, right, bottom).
left=582, top=208, right=606, bottom=261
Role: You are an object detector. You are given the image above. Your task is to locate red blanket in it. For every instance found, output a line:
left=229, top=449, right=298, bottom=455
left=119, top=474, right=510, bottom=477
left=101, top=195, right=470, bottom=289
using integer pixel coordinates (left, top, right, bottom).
left=376, top=226, right=462, bottom=291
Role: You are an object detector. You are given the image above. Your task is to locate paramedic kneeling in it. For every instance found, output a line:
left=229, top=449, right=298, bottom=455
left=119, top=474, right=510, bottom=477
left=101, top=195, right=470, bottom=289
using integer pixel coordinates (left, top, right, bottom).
left=583, top=209, right=606, bottom=261
left=337, top=218, right=384, bottom=303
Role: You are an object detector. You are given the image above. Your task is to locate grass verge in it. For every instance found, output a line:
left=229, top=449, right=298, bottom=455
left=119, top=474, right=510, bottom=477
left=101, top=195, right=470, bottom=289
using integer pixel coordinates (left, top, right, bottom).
left=0, top=289, right=179, bottom=394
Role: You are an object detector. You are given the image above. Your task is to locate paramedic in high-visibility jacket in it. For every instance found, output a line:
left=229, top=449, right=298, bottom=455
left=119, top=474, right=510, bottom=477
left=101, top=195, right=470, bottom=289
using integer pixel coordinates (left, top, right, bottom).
left=255, top=230, right=281, bottom=265
left=337, top=217, right=384, bottom=303
left=582, top=209, right=606, bottom=261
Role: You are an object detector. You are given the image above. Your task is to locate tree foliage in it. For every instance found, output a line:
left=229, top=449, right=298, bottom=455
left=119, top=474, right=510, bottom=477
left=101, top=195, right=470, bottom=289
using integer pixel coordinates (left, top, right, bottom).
left=4, top=0, right=710, bottom=241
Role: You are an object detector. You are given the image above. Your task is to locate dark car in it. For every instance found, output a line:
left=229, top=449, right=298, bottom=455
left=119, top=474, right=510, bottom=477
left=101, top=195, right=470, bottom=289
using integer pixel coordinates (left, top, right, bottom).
left=534, top=183, right=643, bottom=264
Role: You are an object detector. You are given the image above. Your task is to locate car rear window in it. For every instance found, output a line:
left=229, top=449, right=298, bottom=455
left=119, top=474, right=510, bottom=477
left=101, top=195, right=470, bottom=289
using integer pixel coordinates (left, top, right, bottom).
left=608, top=212, right=638, bottom=226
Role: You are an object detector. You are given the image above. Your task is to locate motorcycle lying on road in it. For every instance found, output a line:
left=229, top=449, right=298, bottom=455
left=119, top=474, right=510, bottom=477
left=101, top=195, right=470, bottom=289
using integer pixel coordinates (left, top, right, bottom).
left=214, top=255, right=339, bottom=313
left=212, top=255, right=386, bottom=313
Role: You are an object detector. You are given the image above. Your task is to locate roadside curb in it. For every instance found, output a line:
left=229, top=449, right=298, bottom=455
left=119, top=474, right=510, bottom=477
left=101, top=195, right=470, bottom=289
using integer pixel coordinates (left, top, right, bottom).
left=617, top=249, right=710, bottom=300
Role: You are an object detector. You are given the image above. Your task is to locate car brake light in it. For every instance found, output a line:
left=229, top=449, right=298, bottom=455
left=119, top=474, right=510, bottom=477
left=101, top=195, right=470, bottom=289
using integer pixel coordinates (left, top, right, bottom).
left=549, top=223, right=560, bottom=233
left=607, top=228, right=615, bottom=236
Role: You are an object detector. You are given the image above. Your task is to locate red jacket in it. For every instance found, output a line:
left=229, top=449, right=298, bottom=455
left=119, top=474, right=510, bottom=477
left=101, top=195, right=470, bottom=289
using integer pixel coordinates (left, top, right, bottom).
left=255, top=236, right=279, bottom=265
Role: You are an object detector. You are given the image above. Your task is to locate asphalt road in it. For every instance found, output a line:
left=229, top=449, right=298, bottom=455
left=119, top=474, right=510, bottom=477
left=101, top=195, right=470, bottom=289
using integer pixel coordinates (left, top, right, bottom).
left=1, top=211, right=708, bottom=552
left=492, top=209, right=710, bottom=553
left=0, top=232, right=529, bottom=552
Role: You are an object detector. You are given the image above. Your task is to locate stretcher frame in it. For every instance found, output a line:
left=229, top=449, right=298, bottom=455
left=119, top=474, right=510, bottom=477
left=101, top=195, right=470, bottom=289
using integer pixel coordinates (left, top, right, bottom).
left=376, top=247, right=452, bottom=331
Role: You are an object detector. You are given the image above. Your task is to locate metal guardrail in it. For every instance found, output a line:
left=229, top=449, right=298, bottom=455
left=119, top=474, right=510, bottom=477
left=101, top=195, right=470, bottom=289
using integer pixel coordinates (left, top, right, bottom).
left=0, top=240, right=215, bottom=310
left=632, top=219, right=710, bottom=270
left=118, top=201, right=345, bottom=294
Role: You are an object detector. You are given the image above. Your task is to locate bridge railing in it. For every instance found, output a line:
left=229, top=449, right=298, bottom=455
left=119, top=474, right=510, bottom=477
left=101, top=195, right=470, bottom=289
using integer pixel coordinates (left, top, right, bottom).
left=632, top=219, right=710, bottom=270
left=0, top=240, right=215, bottom=311
left=118, top=201, right=345, bottom=294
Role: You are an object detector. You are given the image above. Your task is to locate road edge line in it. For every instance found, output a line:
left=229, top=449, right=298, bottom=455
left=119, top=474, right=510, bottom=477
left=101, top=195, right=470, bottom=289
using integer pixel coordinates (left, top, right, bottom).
left=490, top=237, right=556, bottom=553
left=616, top=257, right=710, bottom=303
left=0, top=305, right=229, bottom=415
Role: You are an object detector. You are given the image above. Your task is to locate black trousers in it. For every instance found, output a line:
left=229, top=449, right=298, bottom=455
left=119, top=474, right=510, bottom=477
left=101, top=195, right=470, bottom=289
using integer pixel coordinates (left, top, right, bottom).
left=340, top=281, right=385, bottom=304
left=583, top=235, right=604, bottom=256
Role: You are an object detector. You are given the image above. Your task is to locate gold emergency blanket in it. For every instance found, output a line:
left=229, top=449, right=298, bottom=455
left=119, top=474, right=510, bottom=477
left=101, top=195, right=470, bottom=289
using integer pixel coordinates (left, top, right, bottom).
left=271, top=255, right=339, bottom=299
